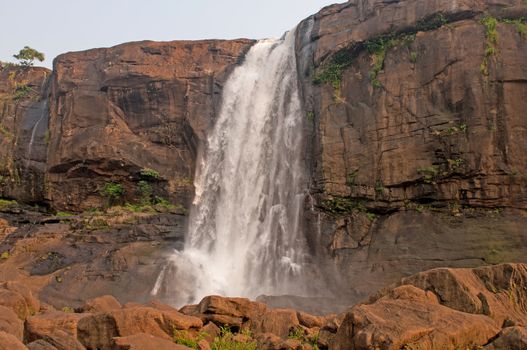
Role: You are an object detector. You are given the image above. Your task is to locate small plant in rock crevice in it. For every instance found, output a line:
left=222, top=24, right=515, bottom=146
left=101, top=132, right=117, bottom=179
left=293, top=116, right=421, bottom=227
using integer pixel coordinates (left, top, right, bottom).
left=138, top=180, right=153, bottom=205
left=447, top=158, right=465, bottom=171
left=101, top=182, right=124, bottom=207
left=12, top=84, right=34, bottom=101
left=502, top=17, right=527, bottom=38
left=288, top=327, right=321, bottom=350
left=375, top=180, right=385, bottom=194
left=346, top=169, right=359, bottom=187
left=480, top=16, right=499, bottom=77
left=365, top=33, right=416, bottom=88
left=417, top=166, right=439, bottom=184
left=139, top=168, right=160, bottom=180
left=409, top=51, right=418, bottom=63
left=44, top=130, right=51, bottom=144
left=320, top=196, right=361, bottom=215
left=62, top=306, right=75, bottom=313
left=288, top=327, right=305, bottom=341
left=366, top=212, right=377, bottom=221
left=0, top=124, right=14, bottom=141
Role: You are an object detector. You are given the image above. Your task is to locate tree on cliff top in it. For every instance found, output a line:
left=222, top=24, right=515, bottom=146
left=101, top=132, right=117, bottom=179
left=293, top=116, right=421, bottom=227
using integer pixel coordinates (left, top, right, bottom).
left=13, top=46, right=44, bottom=67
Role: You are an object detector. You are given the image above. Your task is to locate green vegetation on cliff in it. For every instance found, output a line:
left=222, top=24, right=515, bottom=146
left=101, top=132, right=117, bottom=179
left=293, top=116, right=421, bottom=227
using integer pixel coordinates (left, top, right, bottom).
left=13, top=46, right=45, bottom=67
left=313, top=12, right=451, bottom=92
left=480, top=16, right=499, bottom=76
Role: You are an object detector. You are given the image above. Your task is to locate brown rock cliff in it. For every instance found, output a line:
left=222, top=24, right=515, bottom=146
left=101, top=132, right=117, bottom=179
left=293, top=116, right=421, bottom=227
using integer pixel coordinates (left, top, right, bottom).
left=296, top=0, right=527, bottom=304
left=47, top=39, right=254, bottom=211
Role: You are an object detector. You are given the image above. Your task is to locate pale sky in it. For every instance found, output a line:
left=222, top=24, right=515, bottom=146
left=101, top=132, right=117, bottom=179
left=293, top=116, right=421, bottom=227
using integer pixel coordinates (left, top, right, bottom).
left=0, top=0, right=339, bottom=69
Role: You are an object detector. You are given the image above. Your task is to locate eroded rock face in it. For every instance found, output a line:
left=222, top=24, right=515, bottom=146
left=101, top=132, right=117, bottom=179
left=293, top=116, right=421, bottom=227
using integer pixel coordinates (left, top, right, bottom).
left=0, top=66, right=50, bottom=204
left=47, top=39, right=254, bottom=212
left=1, top=38, right=254, bottom=212
left=296, top=0, right=527, bottom=305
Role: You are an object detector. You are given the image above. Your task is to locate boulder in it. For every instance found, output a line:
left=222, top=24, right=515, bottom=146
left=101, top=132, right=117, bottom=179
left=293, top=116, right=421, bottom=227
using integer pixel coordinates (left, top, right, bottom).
left=83, top=295, right=121, bottom=313
left=148, top=300, right=180, bottom=313
left=400, top=263, right=527, bottom=326
left=201, top=322, right=220, bottom=343
left=26, top=340, right=58, bottom=350
left=25, top=311, right=87, bottom=342
left=333, top=284, right=500, bottom=349
left=123, top=302, right=143, bottom=309
left=0, top=281, right=40, bottom=320
left=195, top=296, right=268, bottom=328
left=0, top=331, right=27, bottom=350
left=0, top=305, right=23, bottom=340
left=296, top=311, right=324, bottom=329
left=484, top=326, right=527, bottom=350
left=179, top=304, right=199, bottom=315
left=198, top=295, right=267, bottom=320
left=197, top=339, right=211, bottom=350
left=256, top=333, right=283, bottom=350
left=253, top=308, right=300, bottom=339
left=77, top=306, right=202, bottom=350
left=29, top=330, right=85, bottom=350
left=0, top=288, right=35, bottom=320
left=329, top=263, right=527, bottom=350
left=112, top=333, right=191, bottom=350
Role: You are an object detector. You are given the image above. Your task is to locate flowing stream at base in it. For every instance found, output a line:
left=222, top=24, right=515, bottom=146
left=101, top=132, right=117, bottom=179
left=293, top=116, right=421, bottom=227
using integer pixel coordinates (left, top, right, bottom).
left=153, top=28, right=315, bottom=305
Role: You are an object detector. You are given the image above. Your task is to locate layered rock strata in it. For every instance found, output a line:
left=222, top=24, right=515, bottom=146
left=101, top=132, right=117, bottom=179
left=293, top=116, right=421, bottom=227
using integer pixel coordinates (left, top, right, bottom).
left=296, top=0, right=527, bottom=303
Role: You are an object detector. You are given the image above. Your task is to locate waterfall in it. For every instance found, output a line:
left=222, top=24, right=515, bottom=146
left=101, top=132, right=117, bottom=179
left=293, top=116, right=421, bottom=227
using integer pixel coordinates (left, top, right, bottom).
left=153, top=27, right=313, bottom=304
left=26, top=100, right=48, bottom=167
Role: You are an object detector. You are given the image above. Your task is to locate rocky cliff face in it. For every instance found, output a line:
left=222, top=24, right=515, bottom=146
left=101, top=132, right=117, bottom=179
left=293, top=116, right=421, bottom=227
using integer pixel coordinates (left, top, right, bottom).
left=47, top=39, right=254, bottom=211
left=1, top=39, right=254, bottom=212
left=0, top=67, right=50, bottom=204
left=0, top=0, right=526, bottom=319
left=296, top=0, right=527, bottom=303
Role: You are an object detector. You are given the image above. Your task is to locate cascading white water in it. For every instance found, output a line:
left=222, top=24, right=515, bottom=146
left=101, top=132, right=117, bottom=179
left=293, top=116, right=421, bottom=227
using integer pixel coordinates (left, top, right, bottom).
left=153, top=27, right=313, bottom=305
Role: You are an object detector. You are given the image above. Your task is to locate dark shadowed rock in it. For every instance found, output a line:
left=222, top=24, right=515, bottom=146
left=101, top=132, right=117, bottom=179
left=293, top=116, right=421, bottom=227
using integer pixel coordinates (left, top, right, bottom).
left=26, top=340, right=58, bottom=350
left=30, top=330, right=85, bottom=350
left=484, top=326, right=527, bottom=350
